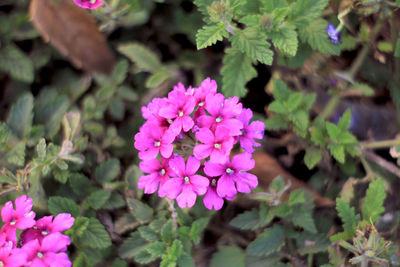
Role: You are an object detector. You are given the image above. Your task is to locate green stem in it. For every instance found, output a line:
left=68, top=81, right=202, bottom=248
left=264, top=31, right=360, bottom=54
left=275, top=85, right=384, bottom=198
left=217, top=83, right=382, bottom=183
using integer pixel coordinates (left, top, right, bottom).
left=320, top=94, right=340, bottom=120
left=361, top=139, right=400, bottom=149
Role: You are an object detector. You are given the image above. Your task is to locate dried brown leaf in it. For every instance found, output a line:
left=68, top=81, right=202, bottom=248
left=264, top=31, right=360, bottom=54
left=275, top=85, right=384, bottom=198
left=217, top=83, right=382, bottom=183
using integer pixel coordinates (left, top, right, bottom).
left=29, top=0, right=115, bottom=74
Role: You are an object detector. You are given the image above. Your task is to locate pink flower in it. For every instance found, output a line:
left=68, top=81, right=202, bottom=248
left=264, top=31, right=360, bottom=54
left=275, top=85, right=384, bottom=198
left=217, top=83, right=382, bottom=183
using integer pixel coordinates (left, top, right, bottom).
left=73, top=0, right=103, bottom=9
left=134, top=123, right=175, bottom=160
left=193, top=126, right=234, bottom=163
left=141, top=98, right=171, bottom=131
left=138, top=157, right=173, bottom=197
left=203, top=179, right=224, bottom=210
left=22, top=233, right=71, bottom=267
left=204, top=153, right=258, bottom=198
left=159, top=87, right=196, bottom=135
left=197, top=94, right=243, bottom=135
left=0, top=242, right=27, bottom=267
left=20, top=214, right=74, bottom=246
left=163, top=156, right=209, bottom=208
left=1, top=195, right=36, bottom=230
left=237, top=108, right=265, bottom=153
left=193, top=78, right=217, bottom=107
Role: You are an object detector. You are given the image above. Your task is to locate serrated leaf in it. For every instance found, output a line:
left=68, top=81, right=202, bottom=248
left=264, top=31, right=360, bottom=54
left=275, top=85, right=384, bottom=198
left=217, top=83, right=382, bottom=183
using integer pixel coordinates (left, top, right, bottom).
left=6, top=142, right=25, bottom=166
left=118, top=43, right=161, bottom=73
left=0, top=44, right=34, bottom=83
left=270, top=26, right=298, bottom=56
left=304, top=147, right=322, bottom=169
left=138, top=226, right=159, bottom=242
left=289, top=109, right=308, bottom=137
left=286, top=192, right=317, bottom=233
left=36, top=138, right=47, bottom=160
left=103, top=193, right=125, bottom=210
left=265, top=115, right=289, bottom=130
left=95, top=158, right=120, bottom=184
left=135, top=250, right=158, bottom=264
left=177, top=252, right=195, bottom=267
left=268, top=101, right=287, bottom=114
left=147, top=241, right=167, bottom=256
left=210, top=246, right=246, bottom=267
left=349, top=82, right=374, bottom=96
left=81, top=218, right=111, bottom=249
left=231, top=28, right=273, bottom=65
left=48, top=196, right=80, bottom=218
left=289, top=0, right=329, bottom=28
left=230, top=209, right=260, bottom=230
left=111, top=259, right=128, bottom=267
left=326, top=122, right=340, bottom=140
left=119, top=232, right=149, bottom=259
left=260, top=0, right=287, bottom=12
left=161, top=220, right=175, bottom=244
left=336, top=199, right=360, bottom=235
left=288, top=189, right=305, bottom=206
left=69, top=217, right=89, bottom=238
left=88, top=189, right=111, bottom=210
left=127, top=198, right=154, bottom=223
left=196, top=24, right=228, bottom=49
left=273, top=78, right=292, bottom=101
left=328, top=143, right=345, bottom=163
left=7, top=93, right=34, bottom=138
left=337, top=109, right=352, bottom=131
left=361, top=179, right=386, bottom=223
left=297, top=233, right=330, bottom=255
left=69, top=173, right=92, bottom=198
left=221, top=48, right=257, bottom=98
left=286, top=92, right=303, bottom=111
left=247, top=225, right=285, bottom=256
left=298, top=19, right=340, bottom=55
left=190, top=217, right=209, bottom=244
left=73, top=253, right=90, bottom=267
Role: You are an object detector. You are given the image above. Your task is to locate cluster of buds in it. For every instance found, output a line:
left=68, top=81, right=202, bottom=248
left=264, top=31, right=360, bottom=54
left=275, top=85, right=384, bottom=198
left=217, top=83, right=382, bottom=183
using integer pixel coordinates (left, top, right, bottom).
left=134, top=78, right=265, bottom=210
left=0, top=195, right=74, bottom=267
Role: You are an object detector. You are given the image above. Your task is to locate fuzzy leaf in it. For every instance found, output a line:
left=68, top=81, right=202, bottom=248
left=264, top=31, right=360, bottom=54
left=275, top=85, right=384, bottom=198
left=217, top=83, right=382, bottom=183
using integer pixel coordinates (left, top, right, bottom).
left=230, top=209, right=260, bottom=230
left=48, top=196, right=80, bottom=218
left=247, top=225, right=285, bottom=256
left=0, top=45, right=34, bottom=83
left=119, top=232, right=149, bottom=259
left=6, top=142, right=25, bottom=166
left=88, top=189, right=111, bottom=210
left=7, top=93, right=34, bottom=139
left=221, top=48, right=257, bottom=98
left=95, top=158, right=120, bottom=184
left=81, top=218, right=111, bottom=249
left=304, top=147, right=322, bottom=169
left=362, top=178, right=386, bottom=223
left=147, top=241, right=167, bottom=257
left=127, top=198, right=154, bottom=223
left=231, top=28, right=273, bottom=65
left=270, top=26, right=298, bottom=56
left=210, top=246, right=246, bottom=267
left=161, top=220, right=175, bottom=244
left=336, top=198, right=360, bottom=234
left=328, top=144, right=345, bottom=163
left=118, top=43, right=161, bottom=73
left=265, top=115, right=289, bottom=130
left=289, top=0, right=329, bottom=28
left=135, top=250, right=158, bottom=264
left=138, top=226, right=159, bottom=242
left=196, top=24, right=228, bottom=49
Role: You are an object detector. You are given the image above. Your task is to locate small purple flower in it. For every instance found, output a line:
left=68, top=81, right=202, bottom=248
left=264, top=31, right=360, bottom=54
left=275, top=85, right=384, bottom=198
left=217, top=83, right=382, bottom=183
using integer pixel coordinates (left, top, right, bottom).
left=163, top=156, right=209, bottom=208
left=327, top=24, right=341, bottom=44
left=237, top=108, right=265, bottom=153
left=204, top=153, right=258, bottom=198
left=193, top=126, right=234, bottom=163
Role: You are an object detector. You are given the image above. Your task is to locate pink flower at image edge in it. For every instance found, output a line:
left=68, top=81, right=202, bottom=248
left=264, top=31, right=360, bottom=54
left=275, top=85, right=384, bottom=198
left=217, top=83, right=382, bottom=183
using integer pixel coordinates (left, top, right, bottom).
left=74, top=0, right=103, bottom=9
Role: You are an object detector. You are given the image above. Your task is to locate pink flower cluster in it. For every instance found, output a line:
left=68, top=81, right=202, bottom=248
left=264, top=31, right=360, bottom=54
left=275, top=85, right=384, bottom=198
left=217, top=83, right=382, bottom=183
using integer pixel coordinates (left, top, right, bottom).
left=0, top=195, right=74, bottom=267
left=73, top=0, right=103, bottom=9
left=134, top=78, right=265, bottom=210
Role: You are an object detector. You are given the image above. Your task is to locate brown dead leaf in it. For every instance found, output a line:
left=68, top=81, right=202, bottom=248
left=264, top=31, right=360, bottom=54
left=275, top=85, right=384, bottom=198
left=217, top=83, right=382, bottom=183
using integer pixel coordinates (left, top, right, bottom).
left=29, top=0, right=115, bottom=74
left=251, top=152, right=335, bottom=207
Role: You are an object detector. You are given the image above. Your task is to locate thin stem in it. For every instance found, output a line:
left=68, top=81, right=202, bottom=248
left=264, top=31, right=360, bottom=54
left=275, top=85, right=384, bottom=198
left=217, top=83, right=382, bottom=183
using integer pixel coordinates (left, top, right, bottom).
left=361, top=139, right=400, bottom=149
left=166, top=198, right=178, bottom=230
left=320, top=94, right=340, bottom=120
left=0, top=187, right=17, bottom=197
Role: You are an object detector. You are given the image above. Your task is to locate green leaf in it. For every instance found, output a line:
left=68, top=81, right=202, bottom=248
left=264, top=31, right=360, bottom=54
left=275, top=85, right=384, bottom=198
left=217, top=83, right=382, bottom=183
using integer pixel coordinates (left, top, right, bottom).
left=361, top=178, right=386, bottom=223
left=395, top=37, right=400, bottom=57
left=298, top=19, right=340, bottom=55
left=349, top=82, right=374, bottom=96
left=288, top=189, right=305, bottom=206
left=328, top=143, right=345, bottom=163
left=247, top=225, right=285, bottom=256
left=117, top=43, right=161, bottom=73
left=326, top=122, right=340, bottom=140
left=230, top=209, right=260, bottom=230
left=260, top=0, right=287, bottom=12
left=48, top=196, right=80, bottom=218
left=190, top=217, right=209, bottom=244
left=147, top=241, right=167, bottom=257
left=69, top=173, right=92, bottom=198
left=268, top=101, right=287, bottom=114
left=231, top=28, right=273, bottom=65
left=145, top=67, right=171, bottom=88
left=289, top=109, right=308, bottom=137
left=103, top=193, right=126, bottom=210
left=127, top=198, right=154, bottom=223
left=119, top=232, right=149, bottom=259
left=221, top=48, right=257, bottom=98
left=297, top=233, right=331, bottom=255
left=7, top=93, right=34, bottom=138
left=73, top=253, right=90, bottom=267
left=210, top=246, right=246, bottom=267
left=6, top=142, right=25, bottom=166
left=108, top=97, right=125, bottom=121
left=304, top=147, right=322, bottom=169
left=286, top=192, right=317, bottom=233
left=289, top=0, right=329, bottom=28
left=270, top=26, right=298, bottom=56
left=81, top=218, right=111, bottom=249
left=273, top=78, right=292, bottom=101
left=177, top=252, right=195, bottom=267
left=265, top=115, right=289, bottom=130
left=88, top=189, right=111, bottom=210
left=95, top=158, right=120, bottom=184
left=336, top=199, right=360, bottom=235
left=286, top=92, right=303, bottom=112
left=111, top=259, right=128, bottom=267
left=161, top=220, right=175, bottom=244
left=111, top=59, right=129, bottom=85
left=68, top=217, right=89, bottom=238
left=135, top=250, right=158, bottom=264
left=0, top=44, right=34, bottom=83
left=196, top=24, right=228, bottom=49
left=36, top=138, right=46, bottom=160
left=138, top=226, right=159, bottom=242
left=337, top=109, right=352, bottom=131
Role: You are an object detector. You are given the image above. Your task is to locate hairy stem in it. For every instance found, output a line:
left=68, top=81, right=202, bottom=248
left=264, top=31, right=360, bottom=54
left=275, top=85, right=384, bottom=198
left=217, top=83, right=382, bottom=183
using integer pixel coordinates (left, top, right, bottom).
left=361, top=139, right=400, bottom=149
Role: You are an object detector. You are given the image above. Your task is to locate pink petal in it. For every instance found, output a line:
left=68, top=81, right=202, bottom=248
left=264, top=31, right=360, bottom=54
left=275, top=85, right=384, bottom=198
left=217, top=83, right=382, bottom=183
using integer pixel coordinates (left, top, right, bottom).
left=210, top=149, right=229, bottom=164
left=205, top=94, right=224, bottom=117
left=193, top=144, right=212, bottom=160
left=195, top=128, right=214, bottom=144
left=1, top=201, right=13, bottom=223
left=239, top=137, right=255, bottom=153
left=134, top=132, right=153, bottom=151
left=196, top=115, right=214, bottom=129
left=219, top=119, right=243, bottom=136
left=159, top=104, right=178, bottom=119
left=14, top=195, right=33, bottom=217
left=216, top=175, right=237, bottom=198
left=139, top=159, right=161, bottom=174
left=162, top=129, right=177, bottom=144
left=51, top=214, right=75, bottom=233
left=15, top=211, right=36, bottom=230
left=203, top=187, right=224, bottom=210
left=238, top=108, right=253, bottom=126
left=231, top=153, right=255, bottom=171
left=41, top=233, right=71, bottom=253
left=182, top=116, right=194, bottom=132
left=222, top=97, right=242, bottom=117
left=190, top=175, right=209, bottom=195
left=248, top=120, right=265, bottom=139
left=163, top=178, right=183, bottom=199
left=138, top=147, right=159, bottom=160
left=182, top=97, right=196, bottom=115
left=138, top=174, right=160, bottom=194
left=235, top=173, right=258, bottom=193
left=7, top=249, right=28, bottom=267
left=30, top=259, right=45, bottom=267
left=160, top=143, right=173, bottom=159
left=185, top=156, right=200, bottom=176
left=43, top=252, right=71, bottom=267
left=176, top=186, right=197, bottom=208
left=169, top=156, right=185, bottom=177
left=204, top=161, right=225, bottom=177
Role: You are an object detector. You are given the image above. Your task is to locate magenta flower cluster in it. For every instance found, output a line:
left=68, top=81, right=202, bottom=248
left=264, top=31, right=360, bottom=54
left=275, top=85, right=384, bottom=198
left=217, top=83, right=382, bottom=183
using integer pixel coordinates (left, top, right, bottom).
left=73, top=0, right=103, bottom=9
left=134, top=78, right=265, bottom=210
left=0, top=195, right=74, bottom=267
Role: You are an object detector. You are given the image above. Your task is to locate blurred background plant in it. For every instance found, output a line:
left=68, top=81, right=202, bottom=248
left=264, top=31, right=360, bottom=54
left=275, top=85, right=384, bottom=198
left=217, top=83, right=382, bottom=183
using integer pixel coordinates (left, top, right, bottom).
left=1, top=0, right=400, bottom=266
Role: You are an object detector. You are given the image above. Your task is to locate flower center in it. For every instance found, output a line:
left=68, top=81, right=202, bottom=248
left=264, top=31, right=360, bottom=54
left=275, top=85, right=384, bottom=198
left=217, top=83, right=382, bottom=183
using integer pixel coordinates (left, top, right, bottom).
left=37, top=252, right=44, bottom=258
left=198, top=102, right=204, bottom=107
left=9, top=220, right=16, bottom=226
left=215, top=117, right=222, bottom=123
left=214, top=143, right=221, bottom=149
left=226, top=168, right=233, bottom=174
left=168, top=119, right=173, bottom=124
left=160, top=169, right=166, bottom=175
left=211, top=179, right=217, bottom=186
left=154, top=141, right=161, bottom=147
left=41, top=230, right=48, bottom=236
left=179, top=111, right=184, bottom=117
left=184, top=176, right=190, bottom=183
left=0, top=261, right=4, bottom=267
